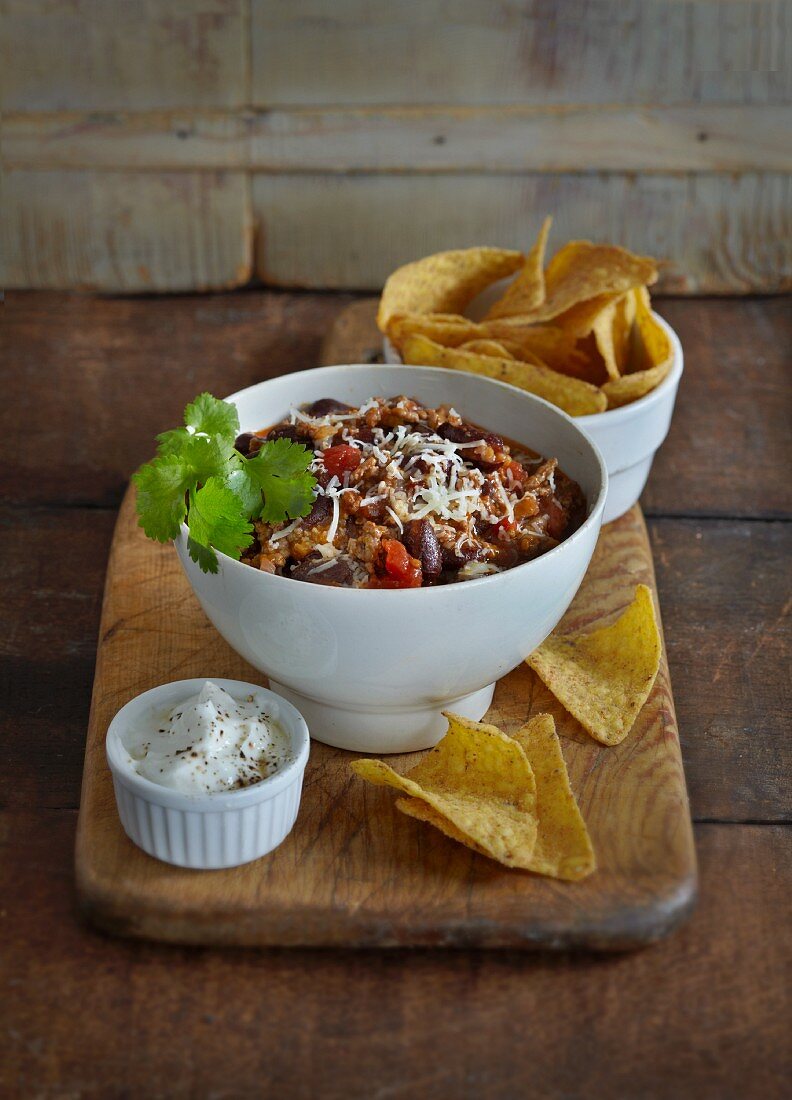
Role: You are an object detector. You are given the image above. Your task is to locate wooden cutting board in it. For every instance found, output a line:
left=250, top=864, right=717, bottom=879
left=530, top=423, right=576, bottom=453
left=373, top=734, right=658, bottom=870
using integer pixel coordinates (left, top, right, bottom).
left=75, top=302, right=697, bottom=950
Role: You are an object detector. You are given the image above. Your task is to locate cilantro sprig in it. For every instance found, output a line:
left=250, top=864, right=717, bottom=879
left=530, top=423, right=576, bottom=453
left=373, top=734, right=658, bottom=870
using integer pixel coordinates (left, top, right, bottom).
left=132, top=393, right=316, bottom=574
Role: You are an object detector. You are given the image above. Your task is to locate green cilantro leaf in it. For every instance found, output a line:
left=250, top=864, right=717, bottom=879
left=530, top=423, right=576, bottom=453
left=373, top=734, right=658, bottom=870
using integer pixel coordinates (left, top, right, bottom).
left=133, top=392, right=316, bottom=573
left=223, top=464, right=264, bottom=517
left=186, top=478, right=253, bottom=574
left=155, top=427, right=192, bottom=456
left=132, top=454, right=193, bottom=542
left=242, top=438, right=316, bottom=523
left=184, top=392, right=239, bottom=443
left=174, top=433, right=231, bottom=483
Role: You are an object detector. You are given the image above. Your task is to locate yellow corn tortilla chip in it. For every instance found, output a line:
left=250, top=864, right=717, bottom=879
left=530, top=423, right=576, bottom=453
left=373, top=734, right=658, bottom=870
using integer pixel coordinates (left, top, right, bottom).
left=612, top=292, right=637, bottom=372
left=398, top=713, right=596, bottom=881
left=559, top=332, right=608, bottom=387
left=377, top=248, right=524, bottom=332
left=458, top=338, right=515, bottom=358
left=494, top=241, right=657, bottom=325
left=387, top=313, right=480, bottom=354
left=600, top=288, right=672, bottom=406
left=592, top=295, right=635, bottom=381
left=479, top=323, right=595, bottom=379
left=389, top=314, right=593, bottom=381
left=602, top=361, right=671, bottom=408
left=485, top=216, right=552, bottom=319
left=630, top=286, right=673, bottom=373
left=526, top=584, right=661, bottom=746
left=546, top=292, right=624, bottom=339
left=351, top=713, right=538, bottom=868
left=388, top=311, right=594, bottom=381
left=401, top=333, right=607, bottom=417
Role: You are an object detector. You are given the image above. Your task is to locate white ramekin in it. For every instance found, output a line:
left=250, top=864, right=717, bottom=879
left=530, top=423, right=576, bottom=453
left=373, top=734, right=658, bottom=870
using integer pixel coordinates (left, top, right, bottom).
left=383, top=312, right=683, bottom=525
left=106, top=678, right=310, bottom=869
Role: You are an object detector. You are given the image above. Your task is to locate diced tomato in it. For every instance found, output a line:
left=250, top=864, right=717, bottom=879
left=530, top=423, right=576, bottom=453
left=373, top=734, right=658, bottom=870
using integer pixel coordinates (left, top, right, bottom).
left=492, top=516, right=517, bottom=536
left=322, top=444, right=362, bottom=478
left=543, top=498, right=567, bottom=540
left=379, top=539, right=422, bottom=588
left=506, top=460, right=528, bottom=483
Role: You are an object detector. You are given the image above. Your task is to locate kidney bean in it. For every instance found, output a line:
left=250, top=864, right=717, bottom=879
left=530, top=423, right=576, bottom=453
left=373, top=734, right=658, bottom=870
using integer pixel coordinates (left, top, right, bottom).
left=307, top=398, right=354, bottom=417
left=300, top=493, right=332, bottom=527
left=358, top=498, right=387, bottom=523
left=437, top=423, right=504, bottom=471
left=437, top=422, right=480, bottom=446
left=289, top=554, right=354, bottom=586
left=404, top=519, right=443, bottom=578
left=265, top=424, right=309, bottom=445
left=234, top=432, right=261, bottom=457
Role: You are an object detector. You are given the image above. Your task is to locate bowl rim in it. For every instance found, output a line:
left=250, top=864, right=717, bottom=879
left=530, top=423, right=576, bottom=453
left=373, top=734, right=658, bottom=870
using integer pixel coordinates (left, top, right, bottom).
left=382, top=310, right=683, bottom=425
left=177, top=363, right=607, bottom=597
left=106, top=677, right=310, bottom=809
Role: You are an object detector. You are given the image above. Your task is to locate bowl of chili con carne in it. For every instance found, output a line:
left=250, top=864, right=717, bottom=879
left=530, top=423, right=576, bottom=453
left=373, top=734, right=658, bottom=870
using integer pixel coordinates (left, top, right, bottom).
left=174, top=365, right=607, bottom=753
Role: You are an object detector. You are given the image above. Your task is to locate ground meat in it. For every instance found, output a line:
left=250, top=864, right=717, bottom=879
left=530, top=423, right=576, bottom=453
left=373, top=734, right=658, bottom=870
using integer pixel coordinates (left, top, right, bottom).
left=240, top=396, right=586, bottom=587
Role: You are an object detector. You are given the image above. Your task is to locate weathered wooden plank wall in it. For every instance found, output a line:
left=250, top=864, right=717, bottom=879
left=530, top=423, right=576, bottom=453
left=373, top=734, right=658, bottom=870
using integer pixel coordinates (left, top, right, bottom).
left=1, top=0, right=791, bottom=292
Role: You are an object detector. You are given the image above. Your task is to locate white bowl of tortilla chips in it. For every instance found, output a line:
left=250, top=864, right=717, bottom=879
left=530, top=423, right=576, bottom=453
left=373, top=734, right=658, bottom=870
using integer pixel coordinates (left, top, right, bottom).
left=379, top=220, right=683, bottom=524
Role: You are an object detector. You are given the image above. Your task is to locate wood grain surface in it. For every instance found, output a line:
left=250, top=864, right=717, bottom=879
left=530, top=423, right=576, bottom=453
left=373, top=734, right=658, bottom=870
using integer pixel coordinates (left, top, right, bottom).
left=72, top=299, right=698, bottom=947
left=1, top=291, right=789, bottom=1097
left=3, top=2, right=790, bottom=292
left=251, top=172, right=792, bottom=294
left=76, top=492, right=694, bottom=948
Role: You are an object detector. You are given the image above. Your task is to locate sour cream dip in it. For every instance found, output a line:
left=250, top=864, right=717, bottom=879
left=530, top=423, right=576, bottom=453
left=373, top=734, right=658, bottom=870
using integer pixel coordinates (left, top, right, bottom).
left=121, top=680, right=293, bottom=795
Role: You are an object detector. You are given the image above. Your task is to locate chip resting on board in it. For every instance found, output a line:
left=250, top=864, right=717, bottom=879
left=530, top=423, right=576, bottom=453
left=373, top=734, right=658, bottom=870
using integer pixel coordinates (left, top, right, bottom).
left=351, top=713, right=539, bottom=868
left=526, top=584, right=661, bottom=746
left=396, top=713, right=596, bottom=881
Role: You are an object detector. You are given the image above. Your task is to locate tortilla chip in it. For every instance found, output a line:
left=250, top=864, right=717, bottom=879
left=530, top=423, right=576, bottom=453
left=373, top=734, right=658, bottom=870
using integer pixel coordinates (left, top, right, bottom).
left=590, top=292, right=638, bottom=382
left=401, top=333, right=607, bottom=417
left=548, top=292, right=625, bottom=338
left=458, top=338, right=515, bottom=358
left=495, top=241, right=657, bottom=325
left=484, top=216, right=552, bottom=319
left=398, top=713, right=596, bottom=881
left=478, top=323, right=595, bottom=379
left=631, top=286, right=673, bottom=373
left=389, top=314, right=593, bottom=381
left=351, top=713, right=539, bottom=868
left=526, top=585, right=661, bottom=746
left=386, top=313, right=482, bottom=354
left=600, top=289, right=672, bottom=405
left=377, top=248, right=524, bottom=332
left=613, top=292, right=637, bottom=372
left=602, top=361, right=671, bottom=408
left=395, top=797, right=492, bottom=858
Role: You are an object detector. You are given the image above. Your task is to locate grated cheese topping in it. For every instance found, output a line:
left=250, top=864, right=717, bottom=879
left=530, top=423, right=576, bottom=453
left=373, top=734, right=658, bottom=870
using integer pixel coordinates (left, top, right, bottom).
left=265, top=398, right=562, bottom=563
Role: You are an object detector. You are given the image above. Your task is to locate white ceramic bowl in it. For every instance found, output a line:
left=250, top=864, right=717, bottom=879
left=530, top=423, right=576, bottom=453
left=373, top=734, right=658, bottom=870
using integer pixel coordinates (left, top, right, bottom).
left=106, top=678, right=310, bottom=869
left=384, top=313, right=683, bottom=525
left=174, top=365, right=607, bottom=754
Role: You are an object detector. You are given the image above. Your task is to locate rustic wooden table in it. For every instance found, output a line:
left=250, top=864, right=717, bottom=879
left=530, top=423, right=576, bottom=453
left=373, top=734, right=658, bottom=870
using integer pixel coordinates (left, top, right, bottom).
left=1, top=291, right=789, bottom=1098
